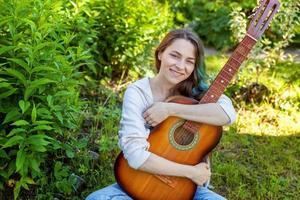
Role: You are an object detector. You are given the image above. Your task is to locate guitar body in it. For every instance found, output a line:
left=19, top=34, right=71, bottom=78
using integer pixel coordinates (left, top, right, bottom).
left=114, top=96, right=223, bottom=200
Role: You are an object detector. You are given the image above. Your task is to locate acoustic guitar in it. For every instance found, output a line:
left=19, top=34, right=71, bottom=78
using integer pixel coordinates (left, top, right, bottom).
left=114, top=0, right=280, bottom=199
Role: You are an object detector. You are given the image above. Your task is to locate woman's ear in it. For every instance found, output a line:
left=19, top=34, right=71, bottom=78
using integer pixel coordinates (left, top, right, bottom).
left=158, top=52, right=162, bottom=60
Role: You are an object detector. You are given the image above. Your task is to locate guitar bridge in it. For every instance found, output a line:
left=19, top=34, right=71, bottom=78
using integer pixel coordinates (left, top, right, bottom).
left=154, top=174, right=177, bottom=188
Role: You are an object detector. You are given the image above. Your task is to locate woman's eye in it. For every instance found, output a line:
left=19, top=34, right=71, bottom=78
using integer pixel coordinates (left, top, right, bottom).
left=187, top=60, right=194, bottom=65
left=170, top=54, right=179, bottom=58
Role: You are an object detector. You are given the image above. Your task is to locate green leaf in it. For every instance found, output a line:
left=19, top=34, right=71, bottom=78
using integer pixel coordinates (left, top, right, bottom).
left=33, top=120, right=54, bottom=125
left=7, top=58, right=30, bottom=73
left=13, top=176, right=35, bottom=199
left=54, top=90, right=73, bottom=97
left=24, top=86, right=35, bottom=100
left=30, top=78, right=56, bottom=87
left=0, top=46, right=15, bottom=55
left=5, top=68, right=27, bottom=86
left=55, top=112, right=63, bottom=123
left=2, top=109, right=21, bottom=124
left=16, top=148, right=26, bottom=172
left=54, top=161, right=69, bottom=180
left=31, top=104, right=37, bottom=123
left=31, top=66, right=57, bottom=73
left=19, top=100, right=30, bottom=114
left=29, top=159, right=40, bottom=173
left=21, top=18, right=37, bottom=33
left=36, top=108, right=52, bottom=120
left=27, top=134, right=51, bottom=146
left=8, top=160, right=16, bottom=177
left=0, top=88, right=17, bottom=99
left=0, top=170, right=8, bottom=179
left=76, top=138, right=88, bottom=149
left=30, top=125, right=53, bottom=132
left=0, top=62, right=7, bottom=67
left=47, top=95, right=53, bottom=106
left=7, top=128, right=26, bottom=137
left=30, top=145, right=47, bottom=152
left=66, top=148, right=75, bottom=158
left=0, top=82, right=12, bottom=89
left=11, top=120, right=29, bottom=126
left=50, top=139, right=62, bottom=150
left=24, top=79, right=56, bottom=100
left=14, top=180, right=22, bottom=200
left=3, top=136, right=24, bottom=148
left=0, top=16, right=12, bottom=27
left=33, top=42, right=53, bottom=53
left=0, top=149, right=9, bottom=159
left=21, top=181, right=29, bottom=190
left=0, top=78, right=8, bottom=81
left=24, top=177, right=35, bottom=185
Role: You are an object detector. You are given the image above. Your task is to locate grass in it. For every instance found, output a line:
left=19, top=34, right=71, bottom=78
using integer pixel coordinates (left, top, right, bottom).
left=212, top=128, right=300, bottom=199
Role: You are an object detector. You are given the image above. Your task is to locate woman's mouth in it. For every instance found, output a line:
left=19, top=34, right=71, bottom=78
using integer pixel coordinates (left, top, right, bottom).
left=169, top=68, right=184, bottom=77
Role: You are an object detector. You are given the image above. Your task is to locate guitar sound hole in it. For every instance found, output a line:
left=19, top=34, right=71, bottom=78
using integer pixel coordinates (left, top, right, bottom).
left=173, top=127, right=194, bottom=146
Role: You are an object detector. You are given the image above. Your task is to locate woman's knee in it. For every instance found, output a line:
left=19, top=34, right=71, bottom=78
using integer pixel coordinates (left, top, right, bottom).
left=86, top=191, right=109, bottom=200
left=86, top=183, right=132, bottom=200
left=194, top=186, right=227, bottom=200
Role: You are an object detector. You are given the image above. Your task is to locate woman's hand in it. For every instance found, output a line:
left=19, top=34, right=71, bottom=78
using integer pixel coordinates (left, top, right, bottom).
left=143, top=102, right=171, bottom=127
left=187, top=162, right=211, bottom=186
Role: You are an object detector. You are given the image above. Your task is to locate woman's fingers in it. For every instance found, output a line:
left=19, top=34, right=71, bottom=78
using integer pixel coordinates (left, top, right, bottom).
left=143, top=105, right=154, bottom=118
left=144, top=115, right=152, bottom=123
left=143, top=111, right=150, bottom=118
left=144, top=114, right=155, bottom=126
left=147, top=119, right=157, bottom=127
left=145, top=118, right=159, bottom=127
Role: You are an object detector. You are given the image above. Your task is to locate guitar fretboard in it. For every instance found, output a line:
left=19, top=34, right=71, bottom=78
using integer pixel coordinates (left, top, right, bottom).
left=200, top=35, right=257, bottom=104
left=183, top=35, right=257, bottom=132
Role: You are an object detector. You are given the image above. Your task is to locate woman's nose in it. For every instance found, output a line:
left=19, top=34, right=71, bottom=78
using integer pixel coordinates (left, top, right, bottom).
left=176, top=59, right=185, bottom=70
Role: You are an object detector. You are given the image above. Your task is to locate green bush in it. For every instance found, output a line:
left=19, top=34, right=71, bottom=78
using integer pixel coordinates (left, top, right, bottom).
left=0, top=0, right=87, bottom=198
left=172, top=0, right=299, bottom=50
left=191, top=1, right=235, bottom=50
left=85, top=0, right=173, bottom=82
left=58, top=0, right=173, bottom=82
left=188, top=0, right=256, bottom=50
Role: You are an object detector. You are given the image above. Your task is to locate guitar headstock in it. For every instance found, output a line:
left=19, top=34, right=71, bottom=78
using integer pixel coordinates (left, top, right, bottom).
left=247, top=0, right=280, bottom=39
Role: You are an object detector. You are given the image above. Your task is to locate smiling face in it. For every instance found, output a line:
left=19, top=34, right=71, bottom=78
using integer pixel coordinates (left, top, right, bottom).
left=157, top=38, right=196, bottom=85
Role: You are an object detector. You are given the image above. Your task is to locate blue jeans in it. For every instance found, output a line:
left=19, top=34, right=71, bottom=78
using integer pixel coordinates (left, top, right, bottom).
left=86, top=183, right=226, bottom=200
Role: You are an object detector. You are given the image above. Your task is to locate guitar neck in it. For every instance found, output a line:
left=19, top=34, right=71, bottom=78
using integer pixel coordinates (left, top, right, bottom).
left=183, top=0, right=280, bottom=131
left=199, top=35, right=257, bottom=104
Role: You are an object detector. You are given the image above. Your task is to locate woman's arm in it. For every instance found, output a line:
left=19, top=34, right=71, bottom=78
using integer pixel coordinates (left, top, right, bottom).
left=139, top=153, right=211, bottom=186
left=143, top=95, right=236, bottom=127
left=167, top=103, right=229, bottom=126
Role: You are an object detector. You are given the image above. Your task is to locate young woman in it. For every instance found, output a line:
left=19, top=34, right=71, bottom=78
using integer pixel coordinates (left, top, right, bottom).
left=86, top=29, right=236, bottom=200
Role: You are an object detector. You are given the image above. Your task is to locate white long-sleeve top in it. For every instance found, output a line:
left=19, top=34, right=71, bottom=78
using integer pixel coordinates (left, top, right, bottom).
left=118, top=77, right=236, bottom=169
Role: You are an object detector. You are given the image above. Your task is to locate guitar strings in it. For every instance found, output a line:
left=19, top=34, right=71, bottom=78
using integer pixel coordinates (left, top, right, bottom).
left=175, top=123, right=194, bottom=145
